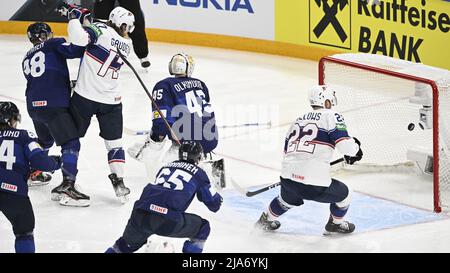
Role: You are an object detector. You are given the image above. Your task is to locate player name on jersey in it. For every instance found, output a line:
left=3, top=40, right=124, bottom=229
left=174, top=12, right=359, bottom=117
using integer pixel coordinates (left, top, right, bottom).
left=165, top=161, right=199, bottom=174
left=0, top=130, right=20, bottom=138
left=111, top=38, right=131, bottom=55
left=173, top=80, right=203, bottom=92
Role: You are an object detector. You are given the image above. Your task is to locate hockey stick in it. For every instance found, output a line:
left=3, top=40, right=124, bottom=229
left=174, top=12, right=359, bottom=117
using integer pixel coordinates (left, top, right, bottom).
left=243, top=157, right=345, bottom=197
left=219, top=121, right=272, bottom=129
left=117, top=48, right=181, bottom=157
left=124, top=121, right=272, bottom=136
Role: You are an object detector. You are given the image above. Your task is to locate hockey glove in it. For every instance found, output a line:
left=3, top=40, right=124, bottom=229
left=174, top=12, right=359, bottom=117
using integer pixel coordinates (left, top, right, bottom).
left=344, top=137, right=363, bottom=165
left=57, top=3, right=92, bottom=26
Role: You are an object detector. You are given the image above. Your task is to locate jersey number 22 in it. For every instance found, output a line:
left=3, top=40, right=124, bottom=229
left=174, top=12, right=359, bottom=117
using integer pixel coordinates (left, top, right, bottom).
left=286, top=123, right=319, bottom=154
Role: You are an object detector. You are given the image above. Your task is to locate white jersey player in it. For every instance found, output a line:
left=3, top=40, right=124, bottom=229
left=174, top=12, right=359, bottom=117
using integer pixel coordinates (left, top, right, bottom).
left=64, top=6, right=135, bottom=204
left=256, top=85, right=363, bottom=235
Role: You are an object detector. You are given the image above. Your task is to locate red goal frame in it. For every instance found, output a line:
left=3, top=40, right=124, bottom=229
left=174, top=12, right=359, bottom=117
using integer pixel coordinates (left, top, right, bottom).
left=318, top=56, right=441, bottom=212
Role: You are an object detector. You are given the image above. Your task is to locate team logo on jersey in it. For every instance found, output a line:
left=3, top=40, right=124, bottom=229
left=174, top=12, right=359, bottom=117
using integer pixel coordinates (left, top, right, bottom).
left=153, top=109, right=167, bottom=120
left=309, top=0, right=351, bottom=49
left=32, top=100, right=47, bottom=107
left=150, top=204, right=168, bottom=214
left=335, top=123, right=347, bottom=131
left=1, top=182, right=18, bottom=192
left=88, top=24, right=103, bottom=38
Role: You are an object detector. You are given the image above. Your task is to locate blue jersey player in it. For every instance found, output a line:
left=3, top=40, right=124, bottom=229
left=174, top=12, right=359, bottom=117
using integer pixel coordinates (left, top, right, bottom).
left=22, top=22, right=89, bottom=207
left=128, top=53, right=223, bottom=187
left=0, top=102, right=61, bottom=253
left=106, top=141, right=222, bottom=253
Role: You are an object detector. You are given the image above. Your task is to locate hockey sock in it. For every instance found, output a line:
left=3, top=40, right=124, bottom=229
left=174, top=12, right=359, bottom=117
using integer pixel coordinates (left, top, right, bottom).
left=183, top=219, right=210, bottom=253
left=61, top=139, right=80, bottom=180
left=330, top=203, right=349, bottom=224
left=267, top=196, right=291, bottom=221
left=107, top=148, right=125, bottom=177
left=15, top=233, right=35, bottom=253
left=105, top=247, right=117, bottom=253
left=106, top=237, right=136, bottom=253
left=182, top=239, right=205, bottom=253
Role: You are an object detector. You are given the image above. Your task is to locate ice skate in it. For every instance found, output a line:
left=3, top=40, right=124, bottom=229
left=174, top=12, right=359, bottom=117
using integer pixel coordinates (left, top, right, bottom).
left=51, top=178, right=90, bottom=207
left=323, top=217, right=355, bottom=235
left=28, top=170, right=51, bottom=187
left=108, top=173, right=130, bottom=204
left=255, top=212, right=281, bottom=231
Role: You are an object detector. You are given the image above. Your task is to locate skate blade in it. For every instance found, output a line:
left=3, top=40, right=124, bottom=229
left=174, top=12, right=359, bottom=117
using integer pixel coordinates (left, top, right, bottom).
left=28, top=180, right=51, bottom=187
left=322, top=230, right=353, bottom=236
left=51, top=192, right=62, bottom=201
left=59, top=195, right=90, bottom=207
left=119, top=194, right=129, bottom=204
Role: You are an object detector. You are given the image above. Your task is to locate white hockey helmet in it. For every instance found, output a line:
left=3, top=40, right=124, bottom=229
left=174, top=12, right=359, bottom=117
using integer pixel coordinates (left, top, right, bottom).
left=109, top=7, right=135, bottom=33
left=309, top=85, right=337, bottom=108
left=168, top=53, right=195, bottom=77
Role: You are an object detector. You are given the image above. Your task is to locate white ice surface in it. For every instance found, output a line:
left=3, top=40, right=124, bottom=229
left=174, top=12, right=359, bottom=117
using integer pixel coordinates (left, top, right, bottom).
left=1, top=35, right=450, bottom=253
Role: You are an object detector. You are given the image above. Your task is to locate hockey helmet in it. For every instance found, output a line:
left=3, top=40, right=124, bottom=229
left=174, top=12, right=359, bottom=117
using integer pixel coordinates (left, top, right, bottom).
left=169, top=53, right=195, bottom=77
left=109, top=6, right=135, bottom=33
left=179, top=141, right=203, bottom=164
left=0, top=101, right=21, bottom=126
left=309, top=85, right=337, bottom=108
left=27, top=22, right=53, bottom=44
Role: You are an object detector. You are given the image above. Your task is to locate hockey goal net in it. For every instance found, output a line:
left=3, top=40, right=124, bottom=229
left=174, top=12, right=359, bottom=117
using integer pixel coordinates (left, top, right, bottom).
left=319, top=53, right=450, bottom=213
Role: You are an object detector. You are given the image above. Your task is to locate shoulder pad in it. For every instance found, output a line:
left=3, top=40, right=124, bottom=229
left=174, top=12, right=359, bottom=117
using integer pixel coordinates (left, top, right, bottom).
left=25, top=130, right=38, bottom=139
left=51, top=37, right=67, bottom=44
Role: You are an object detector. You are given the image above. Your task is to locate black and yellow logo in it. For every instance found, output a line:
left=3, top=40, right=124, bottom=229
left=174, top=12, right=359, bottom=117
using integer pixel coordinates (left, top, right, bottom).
left=309, top=0, right=351, bottom=49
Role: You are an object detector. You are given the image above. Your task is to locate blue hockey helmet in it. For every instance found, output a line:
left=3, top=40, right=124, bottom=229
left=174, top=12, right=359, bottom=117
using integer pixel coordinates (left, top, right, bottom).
left=27, top=22, right=53, bottom=44
left=0, top=101, right=21, bottom=126
left=179, top=141, right=203, bottom=164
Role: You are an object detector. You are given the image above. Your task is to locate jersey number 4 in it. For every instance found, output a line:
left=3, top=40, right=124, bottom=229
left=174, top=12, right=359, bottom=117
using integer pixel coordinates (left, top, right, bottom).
left=155, top=168, right=193, bottom=191
left=0, top=140, right=16, bottom=170
left=23, top=51, right=45, bottom=78
left=285, top=123, right=319, bottom=154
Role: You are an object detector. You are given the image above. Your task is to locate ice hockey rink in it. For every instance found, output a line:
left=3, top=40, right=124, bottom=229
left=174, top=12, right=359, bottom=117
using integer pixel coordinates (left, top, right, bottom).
left=1, top=33, right=450, bottom=253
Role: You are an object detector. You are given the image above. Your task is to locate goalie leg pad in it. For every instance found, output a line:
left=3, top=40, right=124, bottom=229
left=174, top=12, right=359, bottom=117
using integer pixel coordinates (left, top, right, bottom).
left=200, top=158, right=226, bottom=190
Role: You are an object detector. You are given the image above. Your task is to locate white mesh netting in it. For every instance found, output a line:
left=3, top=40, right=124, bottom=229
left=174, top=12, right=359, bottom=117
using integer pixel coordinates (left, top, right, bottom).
left=321, top=53, right=450, bottom=211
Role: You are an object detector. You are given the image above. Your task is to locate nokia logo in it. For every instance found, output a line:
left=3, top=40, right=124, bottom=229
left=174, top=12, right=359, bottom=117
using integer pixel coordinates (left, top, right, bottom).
left=152, top=0, right=254, bottom=13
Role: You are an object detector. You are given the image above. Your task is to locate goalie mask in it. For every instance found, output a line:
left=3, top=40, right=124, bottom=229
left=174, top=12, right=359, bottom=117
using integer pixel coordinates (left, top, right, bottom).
left=309, top=85, right=337, bottom=108
left=169, top=53, right=195, bottom=77
left=109, top=7, right=135, bottom=33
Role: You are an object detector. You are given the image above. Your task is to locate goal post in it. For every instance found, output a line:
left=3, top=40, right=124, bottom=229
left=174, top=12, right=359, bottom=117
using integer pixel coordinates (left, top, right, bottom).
left=318, top=53, right=450, bottom=213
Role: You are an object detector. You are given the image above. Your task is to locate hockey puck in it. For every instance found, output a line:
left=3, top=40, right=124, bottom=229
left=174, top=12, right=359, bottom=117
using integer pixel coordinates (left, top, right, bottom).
left=408, top=123, right=415, bottom=131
